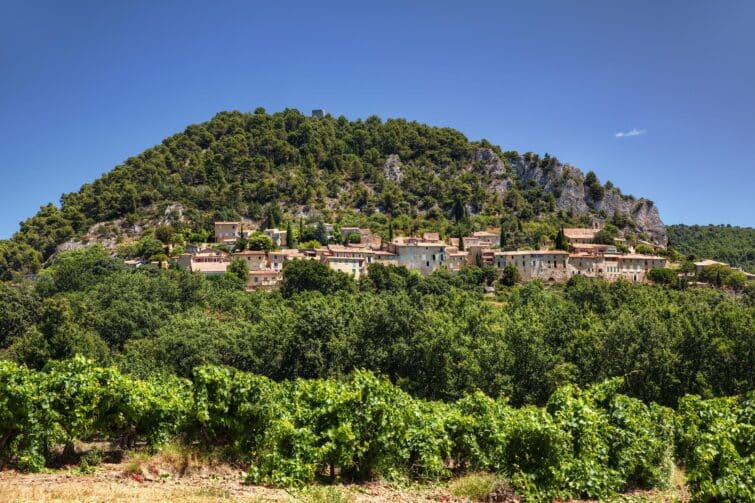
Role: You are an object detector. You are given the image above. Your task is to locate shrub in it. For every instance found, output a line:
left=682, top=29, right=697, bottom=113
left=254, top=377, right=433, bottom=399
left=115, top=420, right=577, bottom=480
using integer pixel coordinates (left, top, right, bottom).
left=647, top=268, right=677, bottom=286
left=677, top=393, right=755, bottom=502
left=0, top=358, right=686, bottom=501
left=449, top=473, right=506, bottom=501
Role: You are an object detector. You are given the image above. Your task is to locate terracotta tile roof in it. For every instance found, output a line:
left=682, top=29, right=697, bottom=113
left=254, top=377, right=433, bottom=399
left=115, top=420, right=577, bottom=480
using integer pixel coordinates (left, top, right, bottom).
left=563, top=228, right=599, bottom=239
left=391, top=237, right=447, bottom=247
left=327, top=245, right=373, bottom=253
left=694, top=259, right=728, bottom=267
left=604, top=254, right=667, bottom=260
left=570, top=243, right=612, bottom=249
left=191, top=262, right=229, bottom=273
left=495, top=250, right=569, bottom=256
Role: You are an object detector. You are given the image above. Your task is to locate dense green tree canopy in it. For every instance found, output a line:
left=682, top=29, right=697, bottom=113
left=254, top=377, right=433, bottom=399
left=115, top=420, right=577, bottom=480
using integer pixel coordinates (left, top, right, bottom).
left=1, top=247, right=752, bottom=409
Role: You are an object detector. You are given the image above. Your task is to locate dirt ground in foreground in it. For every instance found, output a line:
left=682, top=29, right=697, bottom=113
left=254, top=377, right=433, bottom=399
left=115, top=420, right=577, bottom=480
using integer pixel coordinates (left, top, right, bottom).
left=0, top=452, right=689, bottom=503
left=0, top=466, right=451, bottom=503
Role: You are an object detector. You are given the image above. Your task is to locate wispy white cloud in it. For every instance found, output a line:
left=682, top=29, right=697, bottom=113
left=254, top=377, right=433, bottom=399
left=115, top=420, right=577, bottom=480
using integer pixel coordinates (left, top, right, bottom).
left=614, top=128, right=646, bottom=138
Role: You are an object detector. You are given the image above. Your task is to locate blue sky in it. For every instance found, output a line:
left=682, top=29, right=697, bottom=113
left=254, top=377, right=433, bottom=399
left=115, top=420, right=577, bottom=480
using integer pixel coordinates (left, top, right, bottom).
left=1, top=0, right=754, bottom=238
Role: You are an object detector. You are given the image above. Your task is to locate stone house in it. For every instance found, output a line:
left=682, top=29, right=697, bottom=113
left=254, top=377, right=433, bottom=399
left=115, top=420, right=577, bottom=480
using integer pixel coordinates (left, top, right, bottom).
left=694, top=259, right=728, bottom=275
left=232, top=250, right=268, bottom=271
left=389, top=237, right=447, bottom=275
left=214, top=222, right=242, bottom=245
left=466, top=245, right=495, bottom=266
left=472, top=230, right=501, bottom=247
left=320, top=245, right=379, bottom=279
left=568, top=253, right=601, bottom=278
left=269, top=249, right=307, bottom=272
left=371, top=250, right=398, bottom=266
left=568, top=253, right=667, bottom=282
left=446, top=248, right=469, bottom=272
left=176, top=248, right=230, bottom=276
left=612, top=254, right=668, bottom=282
left=247, top=270, right=282, bottom=291
left=495, top=250, right=570, bottom=282
left=263, top=228, right=287, bottom=248
left=569, top=243, right=617, bottom=255
left=563, top=228, right=599, bottom=244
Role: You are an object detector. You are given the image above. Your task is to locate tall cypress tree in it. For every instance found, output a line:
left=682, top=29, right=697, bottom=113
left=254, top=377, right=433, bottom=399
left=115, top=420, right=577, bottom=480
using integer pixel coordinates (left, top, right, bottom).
left=500, top=217, right=507, bottom=249
left=286, top=221, right=295, bottom=248
left=388, top=220, right=394, bottom=242
left=452, top=196, right=466, bottom=222
left=555, top=227, right=567, bottom=251
left=314, top=221, right=328, bottom=245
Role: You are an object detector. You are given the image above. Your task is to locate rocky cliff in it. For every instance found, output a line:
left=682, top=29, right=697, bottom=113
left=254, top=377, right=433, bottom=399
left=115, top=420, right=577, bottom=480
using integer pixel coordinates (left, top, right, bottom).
left=472, top=148, right=667, bottom=245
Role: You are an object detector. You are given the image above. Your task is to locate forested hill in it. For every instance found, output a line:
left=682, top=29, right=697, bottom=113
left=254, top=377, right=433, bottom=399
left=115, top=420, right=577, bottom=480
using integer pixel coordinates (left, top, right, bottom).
left=1, top=108, right=666, bottom=278
left=668, top=224, right=755, bottom=272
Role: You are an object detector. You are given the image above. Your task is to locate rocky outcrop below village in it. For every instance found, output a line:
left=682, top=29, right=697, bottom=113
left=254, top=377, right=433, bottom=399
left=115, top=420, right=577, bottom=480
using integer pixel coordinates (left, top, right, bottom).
left=470, top=148, right=667, bottom=245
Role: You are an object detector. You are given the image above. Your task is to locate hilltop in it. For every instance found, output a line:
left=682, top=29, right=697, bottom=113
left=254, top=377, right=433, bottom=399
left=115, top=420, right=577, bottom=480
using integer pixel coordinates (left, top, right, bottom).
left=0, top=108, right=665, bottom=279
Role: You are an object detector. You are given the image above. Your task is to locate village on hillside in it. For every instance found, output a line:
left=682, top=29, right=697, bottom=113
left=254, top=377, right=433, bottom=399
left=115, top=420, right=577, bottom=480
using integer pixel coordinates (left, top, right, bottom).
left=160, top=220, right=694, bottom=291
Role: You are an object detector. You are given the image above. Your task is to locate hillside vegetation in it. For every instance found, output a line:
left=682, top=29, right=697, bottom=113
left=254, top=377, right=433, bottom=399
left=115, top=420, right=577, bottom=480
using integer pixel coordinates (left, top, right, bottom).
left=1, top=108, right=663, bottom=279
left=668, top=224, right=755, bottom=272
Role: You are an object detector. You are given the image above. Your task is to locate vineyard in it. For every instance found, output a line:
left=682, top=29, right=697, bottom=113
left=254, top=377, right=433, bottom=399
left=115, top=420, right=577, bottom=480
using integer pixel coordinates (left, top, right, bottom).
left=0, top=357, right=752, bottom=501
